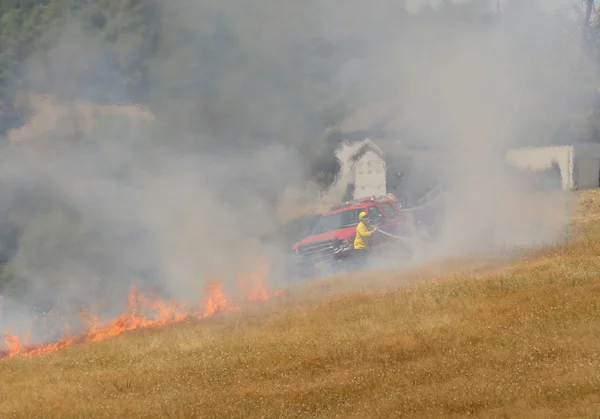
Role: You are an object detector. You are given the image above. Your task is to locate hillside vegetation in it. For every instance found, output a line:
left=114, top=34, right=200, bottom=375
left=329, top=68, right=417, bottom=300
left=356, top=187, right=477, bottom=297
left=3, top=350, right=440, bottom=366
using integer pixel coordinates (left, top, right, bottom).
left=0, top=189, right=599, bottom=418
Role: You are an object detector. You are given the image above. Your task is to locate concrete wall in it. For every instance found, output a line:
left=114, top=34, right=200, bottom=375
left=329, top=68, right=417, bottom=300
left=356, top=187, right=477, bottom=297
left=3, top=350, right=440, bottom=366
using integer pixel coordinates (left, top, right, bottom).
left=353, top=150, right=387, bottom=198
left=505, top=146, right=573, bottom=190
left=506, top=144, right=600, bottom=191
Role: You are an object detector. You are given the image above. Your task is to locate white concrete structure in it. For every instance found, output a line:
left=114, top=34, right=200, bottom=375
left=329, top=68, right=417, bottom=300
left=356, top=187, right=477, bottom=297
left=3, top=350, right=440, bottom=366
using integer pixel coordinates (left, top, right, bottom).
left=506, top=144, right=600, bottom=190
left=324, top=139, right=388, bottom=201
left=352, top=144, right=387, bottom=198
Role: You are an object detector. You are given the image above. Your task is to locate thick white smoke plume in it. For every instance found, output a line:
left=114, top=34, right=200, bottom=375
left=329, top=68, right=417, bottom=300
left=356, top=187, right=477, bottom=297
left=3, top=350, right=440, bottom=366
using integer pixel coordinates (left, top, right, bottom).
left=326, top=0, right=580, bottom=266
left=0, top=0, right=587, bottom=342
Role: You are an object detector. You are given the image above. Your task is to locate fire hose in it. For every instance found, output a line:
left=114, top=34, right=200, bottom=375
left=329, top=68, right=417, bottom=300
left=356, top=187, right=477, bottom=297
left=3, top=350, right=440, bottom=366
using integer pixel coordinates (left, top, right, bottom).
left=374, top=185, right=445, bottom=245
left=301, top=230, right=430, bottom=272
left=375, top=228, right=431, bottom=245
left=397, top=187, right=446, bottom=213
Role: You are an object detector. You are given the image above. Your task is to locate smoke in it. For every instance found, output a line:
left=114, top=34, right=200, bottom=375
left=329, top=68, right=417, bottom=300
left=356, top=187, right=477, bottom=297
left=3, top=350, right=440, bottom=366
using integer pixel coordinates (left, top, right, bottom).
left=0, top=0, right=587, bottom=342
left=326, top=0, right=580, bottom=265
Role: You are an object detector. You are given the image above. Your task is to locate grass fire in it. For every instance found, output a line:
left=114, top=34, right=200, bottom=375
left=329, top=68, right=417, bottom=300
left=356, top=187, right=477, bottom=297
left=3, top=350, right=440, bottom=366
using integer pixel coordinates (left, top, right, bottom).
left=1, top=1, right=600, bottom=418
left=1, top=259, right=280, bottom=359
left=0, top=190, right=599, bottom=418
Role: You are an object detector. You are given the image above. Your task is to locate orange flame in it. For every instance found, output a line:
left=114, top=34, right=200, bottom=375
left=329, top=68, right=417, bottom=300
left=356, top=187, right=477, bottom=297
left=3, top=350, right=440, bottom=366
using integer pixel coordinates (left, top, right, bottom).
left=3, top=332, right=22, bottom=358
left=239, top=258, right=270, bottom=302
left=1, top=259, right=284, bottom=359
left=200, top=281, right=239, bottom=318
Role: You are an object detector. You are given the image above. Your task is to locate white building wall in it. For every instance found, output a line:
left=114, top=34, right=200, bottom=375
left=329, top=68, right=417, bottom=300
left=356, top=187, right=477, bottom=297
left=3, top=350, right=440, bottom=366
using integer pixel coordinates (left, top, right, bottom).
left=353, top=150, right=387, bottom=198
left=322, top=141, right=367, bottom=203
left=324, top=138, right=386, bottom=202
left=505, top=146, right=573, bottom=190
left=505, top=144, right=600, bottom=191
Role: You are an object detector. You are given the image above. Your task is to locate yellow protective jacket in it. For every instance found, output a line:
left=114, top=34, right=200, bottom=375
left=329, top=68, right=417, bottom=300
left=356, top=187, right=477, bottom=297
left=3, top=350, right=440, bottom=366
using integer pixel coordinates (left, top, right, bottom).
left=353, top=221, right=374, bottom=250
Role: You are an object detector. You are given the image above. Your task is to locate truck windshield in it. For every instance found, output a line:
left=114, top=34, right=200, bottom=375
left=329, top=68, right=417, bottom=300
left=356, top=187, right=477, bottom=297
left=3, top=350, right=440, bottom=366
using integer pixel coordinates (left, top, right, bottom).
left=311, top=208, right=365, bottom=235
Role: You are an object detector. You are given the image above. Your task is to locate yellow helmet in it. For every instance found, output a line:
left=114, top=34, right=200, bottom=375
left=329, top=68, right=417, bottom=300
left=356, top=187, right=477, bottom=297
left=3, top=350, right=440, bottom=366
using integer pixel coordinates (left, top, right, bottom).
left=359, top=211, right=367, bottom=220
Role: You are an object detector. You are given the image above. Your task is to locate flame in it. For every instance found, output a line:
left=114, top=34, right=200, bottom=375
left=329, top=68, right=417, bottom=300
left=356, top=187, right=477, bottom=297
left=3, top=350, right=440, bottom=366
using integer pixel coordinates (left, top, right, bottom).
left=3, top=332, right=22, bottom=358
left=200, top=281, right=239, bottom=318
left=1, top=259, right=284, bottom=359
left=239, top=258, right=270, bottom=302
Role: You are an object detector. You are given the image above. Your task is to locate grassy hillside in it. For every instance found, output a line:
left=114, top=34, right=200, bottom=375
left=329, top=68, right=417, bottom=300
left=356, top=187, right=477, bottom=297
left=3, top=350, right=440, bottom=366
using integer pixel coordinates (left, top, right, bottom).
left=1, top=191, right=600, bottom=418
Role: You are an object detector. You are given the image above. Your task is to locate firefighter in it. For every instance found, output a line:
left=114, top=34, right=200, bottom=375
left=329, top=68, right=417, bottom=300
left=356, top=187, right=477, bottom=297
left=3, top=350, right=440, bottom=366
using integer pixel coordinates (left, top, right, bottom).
left=352, top=211, right=378, bottom=270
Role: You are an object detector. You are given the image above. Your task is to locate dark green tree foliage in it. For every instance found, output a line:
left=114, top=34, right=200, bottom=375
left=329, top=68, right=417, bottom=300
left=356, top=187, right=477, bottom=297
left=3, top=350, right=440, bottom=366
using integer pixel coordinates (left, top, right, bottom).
left=0, top=0, right=356, bottom=147
left=0, top=0, right=591, bottom=148
left=0, top=0, right=159, bottom=133
left=0, top=0, right=157, bottom=105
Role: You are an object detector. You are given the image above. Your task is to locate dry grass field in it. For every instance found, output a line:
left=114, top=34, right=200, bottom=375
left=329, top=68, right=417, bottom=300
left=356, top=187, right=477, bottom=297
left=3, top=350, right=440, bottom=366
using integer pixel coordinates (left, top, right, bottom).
left=1, top=190, right=600, bottom=418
